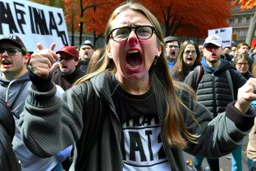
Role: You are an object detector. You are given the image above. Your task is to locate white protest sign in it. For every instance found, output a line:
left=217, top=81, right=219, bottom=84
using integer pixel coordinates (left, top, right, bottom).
left=208, top=27, right=232, bottom=47
left=0, top=0, right=70, bottom=52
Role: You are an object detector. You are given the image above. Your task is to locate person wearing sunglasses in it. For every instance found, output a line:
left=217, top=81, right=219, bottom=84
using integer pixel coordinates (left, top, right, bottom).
left=185, top=35, right=247, bottom=171
left=51, top=46, right=84, bottom=91
left=0, top=34, right=65, bottom=171
left=170, top=40, right=201, bottom=81
left=21, top=3, right=256, bottom=171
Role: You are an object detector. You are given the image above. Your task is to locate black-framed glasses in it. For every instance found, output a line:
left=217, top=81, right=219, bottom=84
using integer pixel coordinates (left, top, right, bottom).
left=109, top=25, right=156, bottom=42
left=184, top=50, right=196, bottom=55
left=0, top=47, right=21, bottom=56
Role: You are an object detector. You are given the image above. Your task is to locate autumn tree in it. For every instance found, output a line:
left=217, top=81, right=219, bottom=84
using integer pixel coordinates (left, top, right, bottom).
left=82, top=0, right=124, bottom=46
left=232, top=0, right=256, bottom=46
left=63, top=0, right=79, bottom=45
left=30, top=0, right=63, bottom=8
left=63, top=0, right=121, bottom=46
left=142, top=0, right=232, bottom=38
left=30, top=0, right=50, bottom=5
left=30, top=0, right=234, bottom=45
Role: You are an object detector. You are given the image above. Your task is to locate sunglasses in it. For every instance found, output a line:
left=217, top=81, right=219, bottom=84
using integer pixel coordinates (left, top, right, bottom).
left=59, top=57, right=74, bottom=62
left=0, top=47, right=22, bottom=56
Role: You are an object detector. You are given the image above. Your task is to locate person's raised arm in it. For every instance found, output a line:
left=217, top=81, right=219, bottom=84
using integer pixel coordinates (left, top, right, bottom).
left=27, top=43, right=59, bottom=92
left=235, top=77, right=256, bottom=114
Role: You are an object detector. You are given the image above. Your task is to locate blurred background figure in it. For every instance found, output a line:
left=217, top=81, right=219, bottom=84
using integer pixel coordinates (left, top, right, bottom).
left=87, top=48, right=106, bottom=74
left=52, top=46, right=84, bottom=91
left=229, top=46, right=237, bottom=57
left=198, top=44, right=204, bottom=59
left=77, top=40, right=94, bottom=74
left=234, top=54, right=254, bottom=80
left=164, top=36, right=180, bottom=69
left=170, top=40, right=201, bottom=82
left=222, top=46, right=233, bottom=63
left=237, top=42, right=252, bottom=71
left=249, top=45, right=256, bottom=60
left=247, top=116, right=256, bottom=171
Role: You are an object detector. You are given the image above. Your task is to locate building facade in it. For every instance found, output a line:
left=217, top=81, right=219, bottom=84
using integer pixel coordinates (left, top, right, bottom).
left=229, top=7, right=256, bottom=46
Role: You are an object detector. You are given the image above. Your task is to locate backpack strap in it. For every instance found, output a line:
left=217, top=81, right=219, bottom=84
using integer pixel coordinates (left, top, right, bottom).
left=193, top=65, right=204, bottom=90
left=0, top=99, right=15, bottom=140
left=225, top=69, right=234, bottom=100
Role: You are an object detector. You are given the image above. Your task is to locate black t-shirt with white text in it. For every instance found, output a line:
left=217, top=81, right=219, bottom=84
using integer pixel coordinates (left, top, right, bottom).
left=111, top=77, right=171, bottom=171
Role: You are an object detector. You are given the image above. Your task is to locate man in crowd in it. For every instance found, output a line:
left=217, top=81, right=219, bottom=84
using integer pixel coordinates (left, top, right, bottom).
left=198, top=44, right=204, bottom=58
left=52, top=46, right=84, bottom=90
left=164, top=36, right=180, bottom=69
left=77, top=40, right=94, bottom=73
left=185, top=34, right=247, bottom=171
left=222, top=46, right=233, bottom=63
left=237, top=42, right=252, bottom=71
left=0, top=34, right=64, bottom=171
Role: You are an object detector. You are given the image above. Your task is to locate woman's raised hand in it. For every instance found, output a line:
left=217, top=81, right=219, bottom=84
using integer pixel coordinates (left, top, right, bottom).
left=28, top=43, right=59, bottom=78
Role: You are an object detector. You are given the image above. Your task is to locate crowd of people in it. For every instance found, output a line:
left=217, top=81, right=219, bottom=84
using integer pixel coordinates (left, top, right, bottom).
left=1, top=1, right=256, bottom=171
left=165, top=34, right=256, bottom=171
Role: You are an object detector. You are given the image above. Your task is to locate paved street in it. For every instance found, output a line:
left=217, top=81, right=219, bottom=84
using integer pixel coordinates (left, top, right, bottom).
left=184, top=135, right=249, bottom=171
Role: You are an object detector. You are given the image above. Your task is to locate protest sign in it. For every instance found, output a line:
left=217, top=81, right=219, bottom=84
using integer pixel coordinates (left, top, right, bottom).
left=0, top=0, right=70, bottom=52
left=208, top=27, right=232, bottom=47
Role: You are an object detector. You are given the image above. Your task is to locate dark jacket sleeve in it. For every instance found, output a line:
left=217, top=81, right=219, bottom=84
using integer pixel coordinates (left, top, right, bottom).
left=21, top=83, right=87, bottom=157
left=179, top=87, right=255, bottom=158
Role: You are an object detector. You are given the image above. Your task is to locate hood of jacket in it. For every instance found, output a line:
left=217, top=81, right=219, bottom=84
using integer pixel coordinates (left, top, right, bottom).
left=0, top=72, right=30, bottom=105
left=89, top=72, right=120, bottom=122
left=201, top=57, right=235, bottom=74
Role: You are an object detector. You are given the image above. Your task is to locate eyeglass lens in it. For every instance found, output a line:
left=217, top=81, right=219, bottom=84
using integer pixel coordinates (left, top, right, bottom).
left=184, top=50, right=196, bottom=55
left=111, top=26, right=154, bottom=42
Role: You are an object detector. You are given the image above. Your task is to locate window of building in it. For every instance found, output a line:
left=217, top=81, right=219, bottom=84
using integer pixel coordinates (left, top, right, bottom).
left=229, top=18, right=234, bottom=25
left=237, top=29, right=248, bottom=37
left=238, top=18, right=243, bottom=24
left=246, top=17, right=250, bottom=23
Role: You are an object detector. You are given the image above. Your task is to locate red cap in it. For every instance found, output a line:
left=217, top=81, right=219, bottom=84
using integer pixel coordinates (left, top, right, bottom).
left=56, top=46, right=78, bottom=59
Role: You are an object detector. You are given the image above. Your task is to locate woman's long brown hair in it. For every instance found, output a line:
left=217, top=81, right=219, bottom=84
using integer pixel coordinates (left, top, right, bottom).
left=74, top=2, right=199, bottom=149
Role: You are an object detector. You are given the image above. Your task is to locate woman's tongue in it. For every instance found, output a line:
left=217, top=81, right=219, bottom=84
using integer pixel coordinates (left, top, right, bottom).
left=186, top=58, right=193, bottom=65
left=126, top=53, right=142, bottom=68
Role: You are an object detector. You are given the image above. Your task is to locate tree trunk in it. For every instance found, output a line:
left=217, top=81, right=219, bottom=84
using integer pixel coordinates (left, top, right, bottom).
left=246, top=10, right=256, bottom=46
left=79, top=22, right=84, bottom=45
left=71, top=19, right=74, bottom=46
left=71, top=0, right=75, bottom=46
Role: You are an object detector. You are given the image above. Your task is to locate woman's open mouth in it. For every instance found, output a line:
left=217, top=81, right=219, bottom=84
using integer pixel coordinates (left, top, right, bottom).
left=126, top=50, right=142, bottom=69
